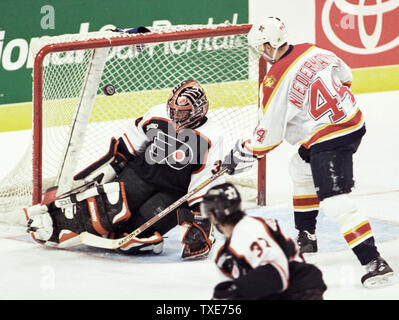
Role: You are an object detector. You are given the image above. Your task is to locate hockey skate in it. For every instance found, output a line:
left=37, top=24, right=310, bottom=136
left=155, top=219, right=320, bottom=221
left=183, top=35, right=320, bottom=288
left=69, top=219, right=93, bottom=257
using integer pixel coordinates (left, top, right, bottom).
left=296, top=230, right=318, bottom=254
left=361, top=256, right=394, bottom=288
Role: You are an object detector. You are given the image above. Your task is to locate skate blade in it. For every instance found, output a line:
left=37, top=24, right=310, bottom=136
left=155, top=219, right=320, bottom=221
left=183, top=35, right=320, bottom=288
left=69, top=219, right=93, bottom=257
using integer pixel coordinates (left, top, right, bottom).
left=362, top=272, right=395, bottom=289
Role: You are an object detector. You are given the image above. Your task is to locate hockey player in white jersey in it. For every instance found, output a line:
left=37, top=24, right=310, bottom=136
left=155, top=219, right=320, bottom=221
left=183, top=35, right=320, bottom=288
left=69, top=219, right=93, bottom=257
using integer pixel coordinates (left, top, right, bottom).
left=201, top=182, right=327, bottom=300
left=222, top=17, right=393, bottom=288
left=26, top=80, right=225, bottom=260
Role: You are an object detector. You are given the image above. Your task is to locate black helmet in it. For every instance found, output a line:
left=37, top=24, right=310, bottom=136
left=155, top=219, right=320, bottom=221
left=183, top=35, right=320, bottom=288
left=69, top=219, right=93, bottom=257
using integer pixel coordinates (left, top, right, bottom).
left=201, top=183, right=242, bottom=224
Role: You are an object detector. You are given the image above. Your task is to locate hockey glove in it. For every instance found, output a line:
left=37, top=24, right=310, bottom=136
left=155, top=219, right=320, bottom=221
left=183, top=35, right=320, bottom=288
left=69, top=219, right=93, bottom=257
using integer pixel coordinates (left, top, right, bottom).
left=222, top=140, right=257, bottom=175
left=178, top=206, right=215, bottom=260
left=212, top=281, right=242, bottom=300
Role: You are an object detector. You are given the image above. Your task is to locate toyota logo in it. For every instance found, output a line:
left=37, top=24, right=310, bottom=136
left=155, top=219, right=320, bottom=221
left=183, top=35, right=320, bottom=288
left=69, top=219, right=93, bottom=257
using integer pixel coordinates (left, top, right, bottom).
left=322, top=0, right=399, bottom=54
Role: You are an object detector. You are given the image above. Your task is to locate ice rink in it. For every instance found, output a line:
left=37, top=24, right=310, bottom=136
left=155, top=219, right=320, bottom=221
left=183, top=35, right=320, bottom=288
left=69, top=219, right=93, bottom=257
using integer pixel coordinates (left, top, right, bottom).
left=0, top=90, right=398, bottom=300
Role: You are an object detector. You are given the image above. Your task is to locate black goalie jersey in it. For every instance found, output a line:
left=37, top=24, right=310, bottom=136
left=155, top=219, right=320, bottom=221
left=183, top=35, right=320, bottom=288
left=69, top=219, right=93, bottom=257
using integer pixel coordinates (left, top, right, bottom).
left=215, top=215, right=327, bottom=299
left=120, top=104, right=225, bottom=206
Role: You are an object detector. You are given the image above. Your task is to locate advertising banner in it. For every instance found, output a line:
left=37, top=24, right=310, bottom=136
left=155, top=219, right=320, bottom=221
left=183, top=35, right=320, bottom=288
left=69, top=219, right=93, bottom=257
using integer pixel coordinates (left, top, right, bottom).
left=0, top=0, right=248, bottom=131
left=315, top=0, right=399, bottom=93
left=315, top=0, right=399, bottom=68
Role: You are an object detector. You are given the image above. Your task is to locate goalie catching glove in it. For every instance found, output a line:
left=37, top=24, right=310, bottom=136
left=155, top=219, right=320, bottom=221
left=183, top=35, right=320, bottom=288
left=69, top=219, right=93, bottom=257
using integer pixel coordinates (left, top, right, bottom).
left=222, top=139, right=258, bottom=175
left=25, top=182, right=163, bottom=254
left=177, top=204, right=215, bottom=260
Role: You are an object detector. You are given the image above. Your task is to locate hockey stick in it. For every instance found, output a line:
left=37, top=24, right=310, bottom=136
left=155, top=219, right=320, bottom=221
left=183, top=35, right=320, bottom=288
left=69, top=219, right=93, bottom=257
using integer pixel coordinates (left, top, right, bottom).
left=79, top=167, right=228, bottom=249
left=40, top=174, right=104, bottom=206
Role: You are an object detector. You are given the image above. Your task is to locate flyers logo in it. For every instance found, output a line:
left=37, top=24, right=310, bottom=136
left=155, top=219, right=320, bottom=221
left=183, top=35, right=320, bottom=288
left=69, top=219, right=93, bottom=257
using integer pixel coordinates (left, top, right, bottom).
left=148, top=131, right=194, bottom=170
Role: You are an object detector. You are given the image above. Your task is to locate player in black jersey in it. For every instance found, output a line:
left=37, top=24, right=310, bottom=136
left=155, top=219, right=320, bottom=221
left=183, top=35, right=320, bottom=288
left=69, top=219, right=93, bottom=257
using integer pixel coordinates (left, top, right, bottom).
left=26, top=80, right=224, bottom=260
left=201, top=182, right=327, bottom=300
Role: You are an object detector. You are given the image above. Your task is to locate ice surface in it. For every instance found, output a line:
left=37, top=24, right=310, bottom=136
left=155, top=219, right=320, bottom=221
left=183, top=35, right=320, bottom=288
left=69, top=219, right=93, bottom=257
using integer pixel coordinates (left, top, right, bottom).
left=0, top=91, right=398, bottom=300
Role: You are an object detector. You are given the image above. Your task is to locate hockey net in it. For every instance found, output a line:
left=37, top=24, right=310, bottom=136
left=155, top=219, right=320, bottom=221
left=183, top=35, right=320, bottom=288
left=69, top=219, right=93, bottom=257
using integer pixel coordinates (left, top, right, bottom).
left=0, top=23, right=265, bottom=225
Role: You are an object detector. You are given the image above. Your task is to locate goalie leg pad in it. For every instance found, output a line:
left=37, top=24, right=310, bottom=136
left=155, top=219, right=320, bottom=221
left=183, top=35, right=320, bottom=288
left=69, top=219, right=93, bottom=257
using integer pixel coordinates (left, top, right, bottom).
left=26, top=182, right=133, bottom=247
left=76, top=182, right=133, bottom=235
left=73, top=137, right=129, bottom=184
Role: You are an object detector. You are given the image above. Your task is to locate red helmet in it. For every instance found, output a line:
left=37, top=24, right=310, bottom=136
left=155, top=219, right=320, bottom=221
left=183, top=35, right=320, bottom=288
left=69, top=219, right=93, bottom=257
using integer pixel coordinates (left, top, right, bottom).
left=167, top=80, right=209, bottom=129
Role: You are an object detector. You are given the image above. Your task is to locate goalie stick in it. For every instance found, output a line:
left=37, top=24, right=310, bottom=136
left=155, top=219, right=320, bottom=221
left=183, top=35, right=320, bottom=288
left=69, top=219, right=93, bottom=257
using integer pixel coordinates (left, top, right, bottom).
left=40, top=175, right=103, bottom=205
left=78, top=167, right=228, bottom=249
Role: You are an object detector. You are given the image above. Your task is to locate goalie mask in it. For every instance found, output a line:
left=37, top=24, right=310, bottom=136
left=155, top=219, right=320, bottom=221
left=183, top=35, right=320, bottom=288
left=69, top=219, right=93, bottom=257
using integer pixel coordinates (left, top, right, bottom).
left=167, top=80, right=209, bottom=129
left=200, top=183, right=242, bottom=225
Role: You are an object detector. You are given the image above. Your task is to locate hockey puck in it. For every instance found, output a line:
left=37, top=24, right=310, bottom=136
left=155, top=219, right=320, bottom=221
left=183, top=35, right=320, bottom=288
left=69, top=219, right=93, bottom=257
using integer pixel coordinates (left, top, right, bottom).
left=103, top=84, right=115, bottom=96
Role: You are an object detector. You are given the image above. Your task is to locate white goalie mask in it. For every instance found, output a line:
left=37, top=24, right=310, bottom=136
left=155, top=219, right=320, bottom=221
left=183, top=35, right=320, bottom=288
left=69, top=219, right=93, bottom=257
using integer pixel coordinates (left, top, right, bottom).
left=248, top=17, right=288, bottom=63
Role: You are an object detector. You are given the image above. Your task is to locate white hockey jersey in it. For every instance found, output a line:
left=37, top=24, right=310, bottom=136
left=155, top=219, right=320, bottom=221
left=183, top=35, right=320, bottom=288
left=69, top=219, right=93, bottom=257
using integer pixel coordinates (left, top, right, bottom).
left=119, top=104, right=225, bottom=206
left=214, top=215, right=322, bottom=298
left=245, top=43, right=364, bottom=156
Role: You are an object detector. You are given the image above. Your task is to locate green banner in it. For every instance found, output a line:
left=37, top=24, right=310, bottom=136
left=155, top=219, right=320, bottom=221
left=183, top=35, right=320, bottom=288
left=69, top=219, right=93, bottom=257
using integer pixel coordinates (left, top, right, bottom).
left=0, top=0, right=248, bottom=106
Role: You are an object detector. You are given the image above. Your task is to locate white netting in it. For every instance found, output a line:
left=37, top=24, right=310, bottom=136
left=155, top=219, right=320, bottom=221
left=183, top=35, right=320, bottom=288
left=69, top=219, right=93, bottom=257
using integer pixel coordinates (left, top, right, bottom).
left=0, top=24, right=259, bottom=223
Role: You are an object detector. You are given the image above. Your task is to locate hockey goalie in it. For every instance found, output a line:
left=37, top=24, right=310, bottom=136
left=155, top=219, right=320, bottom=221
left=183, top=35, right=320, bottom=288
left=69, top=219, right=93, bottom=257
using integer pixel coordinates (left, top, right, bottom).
left=25, top=80, right=225, bottom=260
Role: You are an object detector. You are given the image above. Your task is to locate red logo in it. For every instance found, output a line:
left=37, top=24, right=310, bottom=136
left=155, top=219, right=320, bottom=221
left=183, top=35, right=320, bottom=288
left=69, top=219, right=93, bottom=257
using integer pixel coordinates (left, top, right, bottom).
left=255, top=128, right=266, bottom=143
left=316, top=0, right=399, bottom=68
